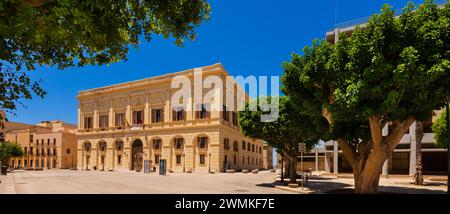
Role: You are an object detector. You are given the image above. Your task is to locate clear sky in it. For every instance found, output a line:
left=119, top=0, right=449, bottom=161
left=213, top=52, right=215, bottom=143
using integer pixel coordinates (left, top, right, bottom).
left=10, top=0, right=430, bottom=125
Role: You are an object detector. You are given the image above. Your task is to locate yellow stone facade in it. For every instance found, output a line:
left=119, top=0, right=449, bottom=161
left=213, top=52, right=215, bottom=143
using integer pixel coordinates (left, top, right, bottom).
left=4, top=121, right=77, bottom=169
left=77, top=63, right=269, bottom=173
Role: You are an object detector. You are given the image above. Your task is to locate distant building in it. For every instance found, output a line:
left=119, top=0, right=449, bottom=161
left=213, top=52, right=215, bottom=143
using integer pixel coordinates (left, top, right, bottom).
left=4, top=120, right=77, bottom=170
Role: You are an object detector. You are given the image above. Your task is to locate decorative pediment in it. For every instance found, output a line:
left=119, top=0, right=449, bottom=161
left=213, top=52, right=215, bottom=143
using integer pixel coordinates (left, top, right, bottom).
left=114, top=99, right=127, bottom=110
left=82, top=103, right=95, bottom=113
left=97, top=101, right=111, bottom=112
left=151, top=94, right=165, bottom=106
left=131, top=96, right=145, bottom=108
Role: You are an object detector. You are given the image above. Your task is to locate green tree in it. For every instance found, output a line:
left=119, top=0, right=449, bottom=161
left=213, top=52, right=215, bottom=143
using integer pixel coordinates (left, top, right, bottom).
left=0, top=0, right=210, bottom=115
left=282, top=0, right=450, bottom=193
left=0, top=141, right=24, bottom=166
left=432, top=109, right=448, bottom=148
left=238, top=96, right=327, bottom=183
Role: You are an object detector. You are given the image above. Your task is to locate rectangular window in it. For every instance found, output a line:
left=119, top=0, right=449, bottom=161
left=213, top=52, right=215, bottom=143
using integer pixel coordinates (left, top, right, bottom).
left=30, top=147, right=33, bottom=155
left=53, top=149, right=57, bottom=156
left=247, top=142, right=251, bottom=151
left=196, top=104, right=210, bottom=119
left=24, top=160, right=28, bottom=167
left=47, top=139, right=50, bottom=146
left=172, top=107, right=185, bottom=121
left=152, top=109, right=163, bottom=123
left=199, top=154, right=205, bottom=165
left=222, top=105, right=229, bottom=121
left=252, top=144, right=255, bottom=152
left=223, top=138, right=229, bottom=150
left=53, top=138, right=56, bottom=146
left=24, top=147, right=27, bottom=155
left=66, top=149, right=70, bottom=154
left=84, top=117, right=93, bottom=129
left=115, top=113, right=125, bottom=127
left=176, top=155, right=182, bottom=165
left=233, top=141, right=238, bottom=151
left=259, top=147, right=262, bottom=154
left=132, top=111, right=144, bottom=125
left=99, top=115, right=109, bottom=128
left=155, top=155, right=160, bottom=164
left=232, top=112, right=238, bottom=126
left=233, top=156, right=236, bottom=165
left=242, top=141, right=246, bottom=150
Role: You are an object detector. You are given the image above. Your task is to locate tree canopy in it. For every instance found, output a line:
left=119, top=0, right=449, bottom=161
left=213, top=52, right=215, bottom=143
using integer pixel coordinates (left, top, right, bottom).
left=0, top=141, right=24, bottom=163
left=0, top=0, right=210, bottom=114
left=282, top=0, right=450, bottom=193
left=432, top=109, right=448, bottom=148
left=238, top=96, right=327, bottom=182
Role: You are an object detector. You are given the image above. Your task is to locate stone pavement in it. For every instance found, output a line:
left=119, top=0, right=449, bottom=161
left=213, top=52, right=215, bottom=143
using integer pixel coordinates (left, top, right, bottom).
left=0, top=174, right=16, bottom=194
left=0, top=169, right=293, bottom=194
left=1, top=169, right=447, bottom=194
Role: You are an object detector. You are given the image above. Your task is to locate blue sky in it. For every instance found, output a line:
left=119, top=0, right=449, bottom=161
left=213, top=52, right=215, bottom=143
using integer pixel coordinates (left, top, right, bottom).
left=10, top=0, right=430, bottom=125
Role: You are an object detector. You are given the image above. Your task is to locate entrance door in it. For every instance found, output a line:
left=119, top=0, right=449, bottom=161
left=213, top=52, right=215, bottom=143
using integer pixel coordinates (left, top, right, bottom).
left=131, top=139, right=144, bottom=172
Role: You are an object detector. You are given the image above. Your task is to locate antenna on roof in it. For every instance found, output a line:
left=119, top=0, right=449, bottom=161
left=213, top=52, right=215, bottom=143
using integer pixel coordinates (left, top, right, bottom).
left=334, top=0, right=338, bottom=27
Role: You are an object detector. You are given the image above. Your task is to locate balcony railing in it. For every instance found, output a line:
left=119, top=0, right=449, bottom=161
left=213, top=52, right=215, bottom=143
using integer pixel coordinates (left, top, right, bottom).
left=76, top=118, right=221, bottom=134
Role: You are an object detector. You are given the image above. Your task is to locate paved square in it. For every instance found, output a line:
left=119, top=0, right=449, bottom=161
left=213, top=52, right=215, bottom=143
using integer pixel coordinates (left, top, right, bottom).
left=1, top=170, right=291, bottom=194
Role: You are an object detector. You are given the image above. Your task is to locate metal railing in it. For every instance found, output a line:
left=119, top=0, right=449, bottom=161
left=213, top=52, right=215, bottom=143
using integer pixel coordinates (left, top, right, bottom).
left=333, top=0, right=449, bottom=30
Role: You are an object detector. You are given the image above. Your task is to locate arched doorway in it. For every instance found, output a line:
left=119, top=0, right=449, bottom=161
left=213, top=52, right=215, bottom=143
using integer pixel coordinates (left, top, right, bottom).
left=83, top=142, right=92, bottom=170
left=98, top=141, right=107, bottom=171
left=131, top=139, right=144, bottom=172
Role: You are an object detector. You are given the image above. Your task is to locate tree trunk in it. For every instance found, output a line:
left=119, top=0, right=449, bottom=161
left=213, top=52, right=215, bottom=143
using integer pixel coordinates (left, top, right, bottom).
left=284, top=158, right=290, bottom=178
left=414, top=121, right=424, bottom=185
left=289, top=156, right=298, bottom=184
left=353, top=149, right=388, bottom=194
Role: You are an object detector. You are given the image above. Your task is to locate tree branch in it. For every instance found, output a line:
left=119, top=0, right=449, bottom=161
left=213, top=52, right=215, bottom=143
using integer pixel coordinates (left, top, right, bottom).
left=369, top=115, right=383, bottom=148
left=337, top=138, right=355, bottom=165
left=384, top=116, right=415, bottom=150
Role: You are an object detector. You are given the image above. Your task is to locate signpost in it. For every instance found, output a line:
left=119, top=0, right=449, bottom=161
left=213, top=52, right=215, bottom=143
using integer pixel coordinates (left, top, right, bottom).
left=298, top=143, right=306, bottom=190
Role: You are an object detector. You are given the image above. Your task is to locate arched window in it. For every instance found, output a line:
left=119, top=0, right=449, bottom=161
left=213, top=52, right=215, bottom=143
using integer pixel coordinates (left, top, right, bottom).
left=115, top=141, right=124, bottom=151
left=153, top=139, right=161, bottom=150
left=100, top=142, right=107, bottom=152
left=174, top=138, right=184, bottom=150
left=198, top=137, right=208, bottom=149
left=84, top=143, right=91, bottom=152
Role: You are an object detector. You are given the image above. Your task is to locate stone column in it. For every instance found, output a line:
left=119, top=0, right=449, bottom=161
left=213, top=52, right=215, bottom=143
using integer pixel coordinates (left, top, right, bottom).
left=109, top=104, right=114, bottom=128
left=144, top=99, right=150, bottom=124
left=107, top=140, right=114, bottom=171
left=78, top=107, right=82, bottom=129
left=333, top=141, right=338, bottom=174
left=93, top=110, right=98, bottom=129
left=409, top=122, right=417, bottom=176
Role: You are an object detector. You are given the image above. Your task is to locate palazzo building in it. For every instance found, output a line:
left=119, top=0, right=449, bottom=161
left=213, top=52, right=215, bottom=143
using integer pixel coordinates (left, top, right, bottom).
left=3, top=120, right=77, bottom=170
left=76, top=63, right=269, bottom=173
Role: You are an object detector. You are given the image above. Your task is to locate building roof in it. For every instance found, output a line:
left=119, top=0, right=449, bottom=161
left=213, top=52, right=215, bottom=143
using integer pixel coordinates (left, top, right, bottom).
left=77, top=63, right=231, bottom=98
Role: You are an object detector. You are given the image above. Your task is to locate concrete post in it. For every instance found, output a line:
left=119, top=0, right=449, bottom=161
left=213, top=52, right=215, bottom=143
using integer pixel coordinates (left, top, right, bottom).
left=409, top=122, right=417, bottom=176
left=382, top=159, right=389, bottom=177
left=315, top=148, right=319, bottom=172
left=333, top=141, right=338, bottom=174
left=324, top=153, right=331, bottom=173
